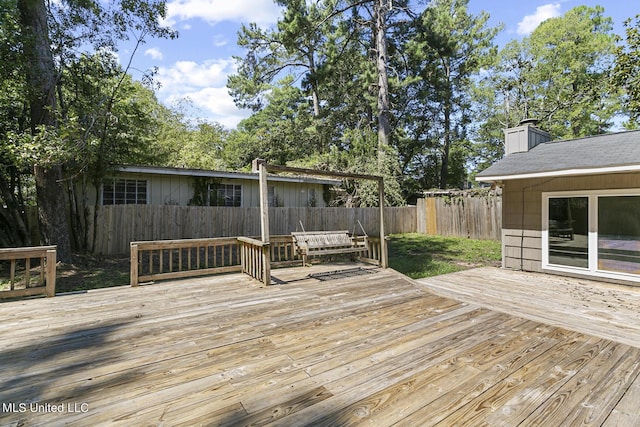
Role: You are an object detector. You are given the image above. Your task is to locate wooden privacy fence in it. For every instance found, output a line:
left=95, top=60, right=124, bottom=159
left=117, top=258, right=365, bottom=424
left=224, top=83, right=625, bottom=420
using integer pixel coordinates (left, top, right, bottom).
left=417, top=192, right=502, bottom=240
left=130, top=235, right=386, bottom=286
left=0, top=246, right=56, bottom=299
left=93, top=205, right=416, bottom=255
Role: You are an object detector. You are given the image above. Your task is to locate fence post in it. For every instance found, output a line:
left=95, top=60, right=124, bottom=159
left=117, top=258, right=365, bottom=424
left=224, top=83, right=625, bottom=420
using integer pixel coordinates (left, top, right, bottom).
left=130, top=243, right=139, bottom=287
left=45, top=248, right=56, bottom=297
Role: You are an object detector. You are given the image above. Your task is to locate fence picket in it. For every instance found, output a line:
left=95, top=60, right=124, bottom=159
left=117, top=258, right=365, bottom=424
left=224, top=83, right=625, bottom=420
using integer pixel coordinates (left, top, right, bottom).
left=74, top=206, right=416, bottom=255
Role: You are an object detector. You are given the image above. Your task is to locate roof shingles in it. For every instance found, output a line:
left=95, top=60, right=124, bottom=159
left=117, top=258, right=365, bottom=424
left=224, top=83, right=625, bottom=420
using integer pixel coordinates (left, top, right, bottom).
left=476, top=129, right=640, bottom=181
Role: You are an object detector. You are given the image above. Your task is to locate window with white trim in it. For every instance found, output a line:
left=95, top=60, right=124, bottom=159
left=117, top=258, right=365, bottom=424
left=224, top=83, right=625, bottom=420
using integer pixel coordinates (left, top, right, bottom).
left=208, top=183, right=242, bottom=207
left=103, top=179, right=147, bottom=205
left=543, top=190, right=640, bottom=281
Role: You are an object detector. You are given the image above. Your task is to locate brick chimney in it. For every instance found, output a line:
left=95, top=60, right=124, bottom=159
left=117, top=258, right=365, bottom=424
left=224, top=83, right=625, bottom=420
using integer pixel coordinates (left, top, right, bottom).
left=504, top=119, right=551, bottom=155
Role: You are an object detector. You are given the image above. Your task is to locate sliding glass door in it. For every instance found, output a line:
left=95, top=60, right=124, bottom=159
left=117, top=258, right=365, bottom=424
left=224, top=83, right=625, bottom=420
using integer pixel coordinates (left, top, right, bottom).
left=544, top=191, right=640, bottom=281
left=598, top=196, right=640, bottom=274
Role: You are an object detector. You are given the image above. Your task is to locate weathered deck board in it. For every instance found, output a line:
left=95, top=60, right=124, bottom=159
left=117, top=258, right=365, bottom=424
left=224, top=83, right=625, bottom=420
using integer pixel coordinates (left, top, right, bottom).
left=1, top=264, right=639, bottom=426
left=416, top=266, right=640, bottom=347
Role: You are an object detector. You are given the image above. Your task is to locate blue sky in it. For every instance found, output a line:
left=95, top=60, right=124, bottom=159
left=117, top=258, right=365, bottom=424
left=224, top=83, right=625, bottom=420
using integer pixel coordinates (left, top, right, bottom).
left=117, top=1, right=638, bottom=129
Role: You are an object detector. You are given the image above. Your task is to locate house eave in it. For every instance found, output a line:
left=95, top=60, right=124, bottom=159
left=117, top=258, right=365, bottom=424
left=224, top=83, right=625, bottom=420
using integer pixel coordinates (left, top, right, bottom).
left=118, top=166, right=341, bottom=186
left=476, top=164, right=640, bottom=183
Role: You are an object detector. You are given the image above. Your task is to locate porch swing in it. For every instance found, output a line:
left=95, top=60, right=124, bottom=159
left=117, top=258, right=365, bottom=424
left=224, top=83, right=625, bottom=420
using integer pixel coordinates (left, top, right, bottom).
left=291, top=219, right=369, bottom=265
left=245, top=158, right=388, bottom=285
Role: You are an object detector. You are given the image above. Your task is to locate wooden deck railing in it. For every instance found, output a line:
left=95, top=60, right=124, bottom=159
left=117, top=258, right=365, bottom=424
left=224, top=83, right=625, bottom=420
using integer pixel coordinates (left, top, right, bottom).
left=269, top=235, right=301, bottom=267
left=130, top=235, right=387, bottom=287
left=238, top=237, right=271, bottom=285
left=130, top=238, right=241, bottom=286
left=0, top=246, right=56, bottom=299
left=360, top=237, right=385, bottom=266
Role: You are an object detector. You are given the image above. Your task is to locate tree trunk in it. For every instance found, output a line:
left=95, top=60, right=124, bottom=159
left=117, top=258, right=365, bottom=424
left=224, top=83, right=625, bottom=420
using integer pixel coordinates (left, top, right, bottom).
left=34, top=164, right=72, bottom=261
left=18, top=0, right=73, bottom=262
left=375, top=0, right=391, bottom=161
left=439, top=62, right=452, bottom=189
left=439, top=100, right=451, bottom=189
left=67, top=177, right=83, bottom=251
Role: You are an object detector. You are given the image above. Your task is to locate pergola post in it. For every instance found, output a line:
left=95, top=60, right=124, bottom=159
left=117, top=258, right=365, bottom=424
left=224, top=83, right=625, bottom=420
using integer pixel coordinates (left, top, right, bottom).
left=378, top=177, right=388, bottom=268
left=255, top=159, right=271, bottom=285
left=257, top=161, right=270, bottom=244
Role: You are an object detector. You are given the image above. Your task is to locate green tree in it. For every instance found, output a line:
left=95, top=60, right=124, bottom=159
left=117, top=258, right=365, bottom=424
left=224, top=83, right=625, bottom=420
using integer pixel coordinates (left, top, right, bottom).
left=17, top=0, right=74, bottom=260
left=228, top=0, right=414, bottom=204
left=168, top=122, right=229, bottom=170
left=477, top=6, right=618, bottom=148
left=225, top=78, right=320, bottom=169
left=403, top=0, right=500, bottom=189
left=0, top=0, right=32, bottom=246
left=13, top=0, right=175, bottom=258
left=59, top=54, right=172, bottom=249
left=613, top=14, right=640, bottom=127
left=228, top=0, right=333, bottom=117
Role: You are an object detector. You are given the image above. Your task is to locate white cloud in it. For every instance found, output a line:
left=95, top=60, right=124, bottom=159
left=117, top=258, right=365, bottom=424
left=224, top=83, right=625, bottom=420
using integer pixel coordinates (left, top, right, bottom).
left=212, top=35, right=227, bottom=47
left=182, top=87, right=251, bottom=128
left=157, top=59, right=235, bottom=90
left=155, top=58, right=249, bottom=128
left=517, top=4, right=561, bottom=36
left=163, top=0, right=281, bottom=27
left=144, top=47, right=164, bottom=60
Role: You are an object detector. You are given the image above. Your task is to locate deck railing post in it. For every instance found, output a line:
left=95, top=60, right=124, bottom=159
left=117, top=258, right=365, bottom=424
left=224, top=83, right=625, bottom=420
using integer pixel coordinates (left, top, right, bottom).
left=262, top=244, right=271, bottom=286
left=130, top=243, right=139, bottom=287
left=45, top=248, right=56, bottom=297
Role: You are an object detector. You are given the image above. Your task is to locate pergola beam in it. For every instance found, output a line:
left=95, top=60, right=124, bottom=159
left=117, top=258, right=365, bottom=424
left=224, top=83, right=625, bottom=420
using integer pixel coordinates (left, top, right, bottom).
left=263, top=163, right=382, bottom=182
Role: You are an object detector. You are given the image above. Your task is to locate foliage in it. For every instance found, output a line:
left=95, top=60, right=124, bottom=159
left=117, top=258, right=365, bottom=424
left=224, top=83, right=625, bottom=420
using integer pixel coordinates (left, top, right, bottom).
left=228, top=0, right=501, bottom=195
left=60, top=54, right=170, bottom=181
left=613, top=14, right=640, bottom=127
left=162, top=120, right=229, bottom=170
left=473, top=5, right=619, bottom=167
left=228, top=0, right=330, bottom=117
left=311, top=128, right=405, bottom=207
left=225, top=77, right=321, bottom=169
left=5, top=0, right=176, bottom=253
left=401, top=0, right=500, bottom=189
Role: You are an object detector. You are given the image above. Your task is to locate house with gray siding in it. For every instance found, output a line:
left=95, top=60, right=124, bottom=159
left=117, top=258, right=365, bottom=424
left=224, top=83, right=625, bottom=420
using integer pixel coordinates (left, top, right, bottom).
left=87, top=165, right=339, bottom=208
left=477, top=122, right=640, bottom=284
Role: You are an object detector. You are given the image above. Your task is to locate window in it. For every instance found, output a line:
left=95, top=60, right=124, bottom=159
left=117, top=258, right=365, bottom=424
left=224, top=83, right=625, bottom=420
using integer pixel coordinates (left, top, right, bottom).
left=543, top=190, right=640, bottom=281
left=598, top=196, right=640, bottom=275
left=208, top=183, right=241, bottom=207
left=547, top=197, right=589, bottom=268
left=103, top=179, right=147, bottom=205
left=268, top=186, right=277, bottom=207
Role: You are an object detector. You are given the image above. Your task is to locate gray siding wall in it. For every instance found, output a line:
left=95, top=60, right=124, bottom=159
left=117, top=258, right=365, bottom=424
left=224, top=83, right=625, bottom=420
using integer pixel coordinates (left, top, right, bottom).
left=502, top=172, right=640, bottom=273
left=90, top=173, right=331, bottom=207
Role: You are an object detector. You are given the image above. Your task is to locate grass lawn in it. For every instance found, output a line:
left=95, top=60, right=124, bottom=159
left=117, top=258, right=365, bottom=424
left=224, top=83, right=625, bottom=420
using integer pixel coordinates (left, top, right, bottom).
left=18, top=234, right=501, bottom=293
left=388, top=233, right=502, bottom=279
left=55, top=254, right=131, bottom=293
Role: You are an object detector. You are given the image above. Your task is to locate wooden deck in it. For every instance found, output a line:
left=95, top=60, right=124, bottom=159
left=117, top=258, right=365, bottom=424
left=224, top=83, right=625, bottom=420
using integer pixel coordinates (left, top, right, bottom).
left=1, top=264, right=639, bottom=426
